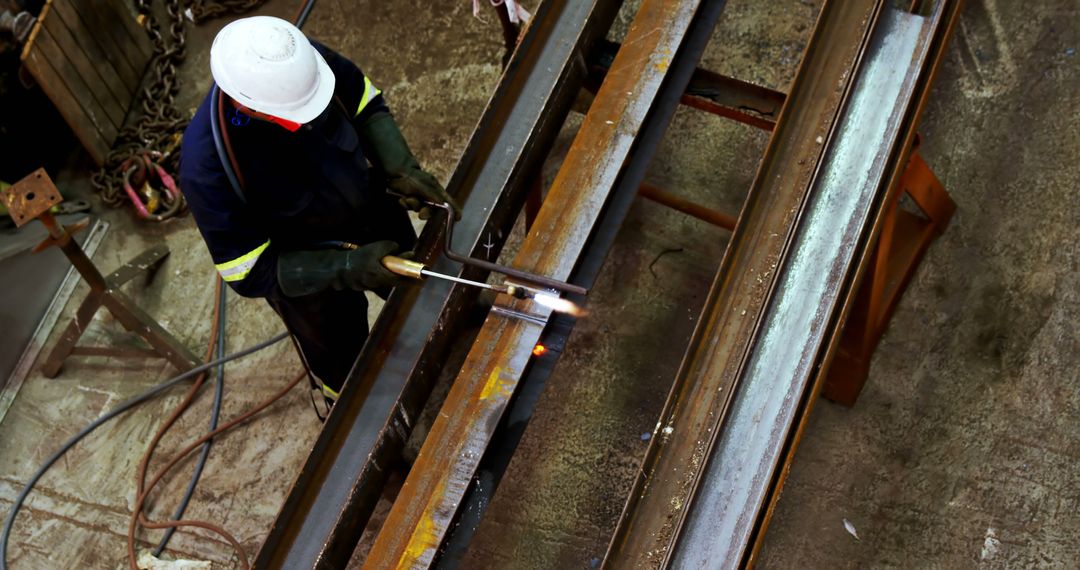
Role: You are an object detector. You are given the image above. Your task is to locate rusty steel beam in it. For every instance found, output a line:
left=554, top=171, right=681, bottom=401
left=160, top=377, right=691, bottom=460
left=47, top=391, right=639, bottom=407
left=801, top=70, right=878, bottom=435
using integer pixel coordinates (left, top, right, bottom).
left=361, top=0, right=731, bottom=567
left=603, top=0, right=887, bottom=567
left=253, top=1, right=624, bottom=568
left=604, top=0, right=965, bottom=568
left=587, top=38, right=786, bottom=130
left=679, top=67, right=785, bottom=130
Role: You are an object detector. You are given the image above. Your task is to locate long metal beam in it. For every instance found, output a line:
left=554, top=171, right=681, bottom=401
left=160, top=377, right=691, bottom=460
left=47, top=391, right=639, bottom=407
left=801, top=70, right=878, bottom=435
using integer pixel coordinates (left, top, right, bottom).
left=742, top=2, right=965, bottom=564
left=604, top=0, right=964, bottom=568
left=361, top=0, right=731, bottom=567
left=603, top=0, right=886, bottom=566
left=253, top=2, right=623, bottom=567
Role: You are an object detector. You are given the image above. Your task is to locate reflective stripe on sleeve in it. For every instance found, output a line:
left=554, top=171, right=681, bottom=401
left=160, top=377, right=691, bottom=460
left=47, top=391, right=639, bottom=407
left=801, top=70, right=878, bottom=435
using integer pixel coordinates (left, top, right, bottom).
left=215, top=240, right=270, bottom=282
left=354, top=76, right=383, bottom=117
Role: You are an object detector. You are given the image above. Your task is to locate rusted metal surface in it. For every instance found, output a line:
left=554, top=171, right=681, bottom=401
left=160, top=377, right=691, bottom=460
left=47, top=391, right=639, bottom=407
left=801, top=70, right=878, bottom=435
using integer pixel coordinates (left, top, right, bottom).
left=253, top=2, right=624, bottom=568
left=1, top=169, right=62, bottom=227
left=603, top=0, right=886, bottom=567
left=362, top=0, right=730, bottom=567
left=587, top=38, right=786, bottom=130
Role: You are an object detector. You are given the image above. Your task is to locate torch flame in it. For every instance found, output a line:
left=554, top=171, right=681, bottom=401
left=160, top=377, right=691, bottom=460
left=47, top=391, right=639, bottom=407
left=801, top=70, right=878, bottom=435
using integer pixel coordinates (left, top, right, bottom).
left=531, top=293, right=587, bottom=317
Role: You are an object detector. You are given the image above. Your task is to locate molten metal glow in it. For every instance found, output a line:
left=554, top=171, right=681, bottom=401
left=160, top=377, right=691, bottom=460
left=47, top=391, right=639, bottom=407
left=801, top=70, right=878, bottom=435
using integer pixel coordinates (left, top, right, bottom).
left=531, top=293, right=586, bottom=317
left=532, top=344, right=547, bottom=356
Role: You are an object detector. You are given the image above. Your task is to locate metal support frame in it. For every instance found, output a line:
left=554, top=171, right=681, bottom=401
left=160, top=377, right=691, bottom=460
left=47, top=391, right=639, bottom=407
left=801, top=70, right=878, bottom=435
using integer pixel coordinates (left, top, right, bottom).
left=586, top=37, right=787, bottom=131
left=638, top=182, right=737, bottom=230
left=3, top=168, right=199, bottom=378
left=822, top=141, right=955, bottom=406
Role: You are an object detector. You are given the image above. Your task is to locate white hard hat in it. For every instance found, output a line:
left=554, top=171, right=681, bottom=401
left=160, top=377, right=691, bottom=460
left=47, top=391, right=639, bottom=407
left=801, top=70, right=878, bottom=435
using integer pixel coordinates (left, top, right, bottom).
left=209, top=16, right=335, bottom=124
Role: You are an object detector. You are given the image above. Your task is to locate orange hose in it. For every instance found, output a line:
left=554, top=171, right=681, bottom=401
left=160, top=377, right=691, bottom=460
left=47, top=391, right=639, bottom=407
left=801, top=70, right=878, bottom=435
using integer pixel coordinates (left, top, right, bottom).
left=127, top=370, right=306, bottom=569
left=125, top=276, right=304, bottom=569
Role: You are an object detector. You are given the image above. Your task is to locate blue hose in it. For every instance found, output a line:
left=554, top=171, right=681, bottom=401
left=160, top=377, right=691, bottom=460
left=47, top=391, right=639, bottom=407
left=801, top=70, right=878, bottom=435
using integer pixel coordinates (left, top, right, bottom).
left=0, top=331, right=288, bottom=570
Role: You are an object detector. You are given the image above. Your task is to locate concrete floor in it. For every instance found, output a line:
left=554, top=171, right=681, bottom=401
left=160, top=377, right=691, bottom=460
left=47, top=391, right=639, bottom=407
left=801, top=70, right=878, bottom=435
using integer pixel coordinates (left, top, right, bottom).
left=1, top=0, right=1077, bottom=569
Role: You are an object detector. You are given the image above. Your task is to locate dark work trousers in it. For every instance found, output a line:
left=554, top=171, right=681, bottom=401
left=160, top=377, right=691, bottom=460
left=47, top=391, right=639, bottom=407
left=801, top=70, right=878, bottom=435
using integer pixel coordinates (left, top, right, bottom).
left=266, top=288, right=370, bottom=396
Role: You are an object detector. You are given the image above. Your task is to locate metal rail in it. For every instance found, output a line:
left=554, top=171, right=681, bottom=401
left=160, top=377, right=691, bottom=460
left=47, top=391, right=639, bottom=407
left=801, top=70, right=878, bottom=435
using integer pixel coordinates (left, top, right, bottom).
left=361, top=0, right=731, bottom=567
left=746, top=1, right=965, bottom=563
left=603, top=0, right=884, bottom=566
left=253, top=1, right=623, bottom=567
left=604, top=0, right=964, bottom=567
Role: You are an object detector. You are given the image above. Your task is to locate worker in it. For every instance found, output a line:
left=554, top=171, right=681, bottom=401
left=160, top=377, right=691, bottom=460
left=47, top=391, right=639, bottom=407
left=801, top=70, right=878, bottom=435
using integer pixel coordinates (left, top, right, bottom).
left=179, top=16, right=459, bottom=407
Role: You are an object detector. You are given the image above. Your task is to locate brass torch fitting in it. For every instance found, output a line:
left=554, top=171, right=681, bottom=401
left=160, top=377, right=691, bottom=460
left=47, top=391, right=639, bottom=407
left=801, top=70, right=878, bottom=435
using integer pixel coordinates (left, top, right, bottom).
left=381, top=255, right=426, bottom=280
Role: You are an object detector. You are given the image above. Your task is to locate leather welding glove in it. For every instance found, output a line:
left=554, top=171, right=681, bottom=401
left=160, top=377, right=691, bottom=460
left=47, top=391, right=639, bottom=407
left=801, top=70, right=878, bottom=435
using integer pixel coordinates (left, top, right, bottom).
left=277, top=241, right=411, bottom=297
left=357, top=111, right=462, bottom=220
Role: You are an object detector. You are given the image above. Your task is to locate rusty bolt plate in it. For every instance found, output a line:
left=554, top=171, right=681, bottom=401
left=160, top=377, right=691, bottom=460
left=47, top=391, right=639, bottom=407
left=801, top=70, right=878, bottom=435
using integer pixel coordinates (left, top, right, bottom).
left=4, top=168, right=62, bottom=227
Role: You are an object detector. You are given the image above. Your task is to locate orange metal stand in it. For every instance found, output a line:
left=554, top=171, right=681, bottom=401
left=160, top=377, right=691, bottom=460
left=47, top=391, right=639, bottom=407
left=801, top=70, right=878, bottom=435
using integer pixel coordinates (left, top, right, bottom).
left=822, top=147, right=956, bottom=405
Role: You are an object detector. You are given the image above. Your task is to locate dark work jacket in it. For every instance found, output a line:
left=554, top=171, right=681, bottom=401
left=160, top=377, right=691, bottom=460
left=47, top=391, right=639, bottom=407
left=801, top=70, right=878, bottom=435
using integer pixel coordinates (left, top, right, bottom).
left=179, top=42, right=415, bottom=299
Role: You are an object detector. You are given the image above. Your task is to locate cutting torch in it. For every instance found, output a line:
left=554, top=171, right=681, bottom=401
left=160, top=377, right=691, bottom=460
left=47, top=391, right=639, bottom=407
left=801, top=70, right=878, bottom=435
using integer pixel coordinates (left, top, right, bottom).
left=380, top=255, right=585, bottom=316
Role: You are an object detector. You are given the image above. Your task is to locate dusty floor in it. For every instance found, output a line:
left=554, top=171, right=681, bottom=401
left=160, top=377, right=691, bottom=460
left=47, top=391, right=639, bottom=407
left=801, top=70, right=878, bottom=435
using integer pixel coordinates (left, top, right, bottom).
left=0, top=0, right=1077, bottom=569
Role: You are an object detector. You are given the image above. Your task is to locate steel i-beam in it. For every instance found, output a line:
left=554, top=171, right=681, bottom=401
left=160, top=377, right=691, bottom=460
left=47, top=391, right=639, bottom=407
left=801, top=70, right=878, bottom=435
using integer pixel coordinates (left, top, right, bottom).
left=604, top=0, right=964, bottom=568
left=361, top=0, right=731, bottom=567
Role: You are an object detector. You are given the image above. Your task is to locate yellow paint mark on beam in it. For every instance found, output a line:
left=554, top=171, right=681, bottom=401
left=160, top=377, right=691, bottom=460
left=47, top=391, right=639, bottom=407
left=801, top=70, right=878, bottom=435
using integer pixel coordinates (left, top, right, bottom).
left=399, top=480, right=444, bottom=568
left=479, top=366, right=514, bottom=401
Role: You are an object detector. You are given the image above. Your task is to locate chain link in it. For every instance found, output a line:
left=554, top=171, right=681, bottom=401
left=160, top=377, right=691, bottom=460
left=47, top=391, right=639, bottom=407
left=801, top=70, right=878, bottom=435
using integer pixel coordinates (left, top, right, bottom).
left=90, top=0, right=267, bottom=221
left=186, top=0, right=267, bottom=24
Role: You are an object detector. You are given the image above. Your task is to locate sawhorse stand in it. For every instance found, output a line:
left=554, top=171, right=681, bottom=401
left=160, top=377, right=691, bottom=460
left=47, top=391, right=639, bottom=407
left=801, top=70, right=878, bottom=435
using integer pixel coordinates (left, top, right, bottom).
left=821, top=141, right=955, bottom=405
left=4, top=168, right=199, bottom=378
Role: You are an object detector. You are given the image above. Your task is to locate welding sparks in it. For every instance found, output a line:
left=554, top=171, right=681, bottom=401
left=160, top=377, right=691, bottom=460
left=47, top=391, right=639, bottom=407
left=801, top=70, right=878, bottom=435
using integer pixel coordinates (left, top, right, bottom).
left=531, top=293, right=587, bottom=316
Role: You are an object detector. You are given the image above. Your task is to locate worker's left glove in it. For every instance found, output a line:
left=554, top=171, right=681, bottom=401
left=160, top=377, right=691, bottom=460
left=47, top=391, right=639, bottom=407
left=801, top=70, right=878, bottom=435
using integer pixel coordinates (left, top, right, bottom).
left=357, top=111, right=462, bottom=220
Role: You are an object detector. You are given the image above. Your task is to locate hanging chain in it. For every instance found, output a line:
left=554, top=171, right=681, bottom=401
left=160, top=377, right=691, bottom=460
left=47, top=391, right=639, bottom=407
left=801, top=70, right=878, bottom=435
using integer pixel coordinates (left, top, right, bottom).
left=185, top=0, right=267, bottom=24
left=90, top=0, right=267, bottom=221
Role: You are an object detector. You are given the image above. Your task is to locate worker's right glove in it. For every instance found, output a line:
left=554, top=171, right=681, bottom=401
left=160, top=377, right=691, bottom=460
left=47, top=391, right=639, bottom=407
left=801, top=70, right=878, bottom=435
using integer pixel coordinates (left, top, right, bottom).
left=357, top=111, right=462, bottom=220
left=277, top=241, right=410, bottom=297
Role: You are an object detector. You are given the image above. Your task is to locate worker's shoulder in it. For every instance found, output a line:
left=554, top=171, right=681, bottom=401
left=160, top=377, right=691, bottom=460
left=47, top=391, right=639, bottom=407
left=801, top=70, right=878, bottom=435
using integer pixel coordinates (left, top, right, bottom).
left=182, top=92, right=215, bottom=158
left=310, top=40, right=363, bottom=77
left=178, top=91, right=226, bottom=195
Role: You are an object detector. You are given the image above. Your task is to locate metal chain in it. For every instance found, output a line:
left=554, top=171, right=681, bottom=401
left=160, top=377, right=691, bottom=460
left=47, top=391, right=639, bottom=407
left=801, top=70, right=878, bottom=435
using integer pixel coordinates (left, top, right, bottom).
left=90, top=0, right=186, bottom=220
left=186, top=0, right=267, bottom=24
left=90, top=0, right=267, bottom=221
